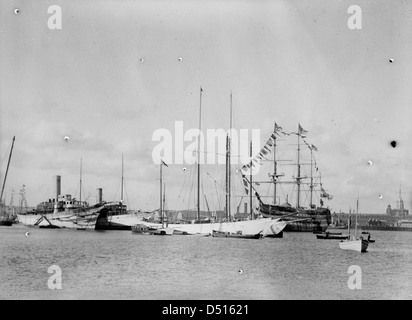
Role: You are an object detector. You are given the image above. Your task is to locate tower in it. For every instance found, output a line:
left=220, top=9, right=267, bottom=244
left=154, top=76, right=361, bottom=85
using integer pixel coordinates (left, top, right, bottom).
left=397, top=186, right=404, bottom=211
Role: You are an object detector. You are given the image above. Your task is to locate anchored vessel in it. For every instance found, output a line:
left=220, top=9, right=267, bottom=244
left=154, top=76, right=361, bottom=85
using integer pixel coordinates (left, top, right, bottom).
left=244, top=123, right=332, bottom=232
left=17, top=174, right=106, bottom=229
left=130, top=89, right=286, bottom=236
left=339, top=195, right=368, bottom=253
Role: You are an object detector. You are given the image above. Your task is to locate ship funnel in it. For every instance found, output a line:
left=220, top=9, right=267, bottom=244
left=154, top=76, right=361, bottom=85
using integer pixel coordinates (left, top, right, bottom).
left=54, top=175, right=61, bottom=201
left=97, top=188, right=103, bottom=203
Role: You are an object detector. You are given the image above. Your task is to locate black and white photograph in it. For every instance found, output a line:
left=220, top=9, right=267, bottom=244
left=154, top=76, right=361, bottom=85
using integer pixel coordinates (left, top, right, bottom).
left=1, top=0, right=411, bottom=304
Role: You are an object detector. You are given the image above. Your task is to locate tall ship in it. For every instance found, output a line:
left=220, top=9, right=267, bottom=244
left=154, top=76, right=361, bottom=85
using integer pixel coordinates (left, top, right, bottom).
left=0, top=136, right=16, bottom=226
left=98, top=89, right=286, bottom=236
left=242, top=123, right=332, bottom=232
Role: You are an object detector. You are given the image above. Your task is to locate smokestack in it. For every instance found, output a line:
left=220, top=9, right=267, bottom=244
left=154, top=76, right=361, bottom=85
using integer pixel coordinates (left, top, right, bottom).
left=244, top=202, right=248, bottom=214
left=97, top=188, right=103, bottom=203
left=54, top=175, right=61, bottom=201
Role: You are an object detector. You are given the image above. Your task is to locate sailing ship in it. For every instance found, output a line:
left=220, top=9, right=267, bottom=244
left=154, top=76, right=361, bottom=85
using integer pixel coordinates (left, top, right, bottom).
left=129, top=88, right=286, bottom=236
left=0, top=136, right=15, bottom=226
left=244, top=123, right=332, bottom=232
left=339, top=195, right=368, bottom=252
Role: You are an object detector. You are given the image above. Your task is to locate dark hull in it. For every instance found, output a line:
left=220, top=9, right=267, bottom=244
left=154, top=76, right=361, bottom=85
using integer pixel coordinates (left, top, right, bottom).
left=259, top=202, right=331, bottom=232
left=316, top=233, right=349, bottom=240
left=212, top=230, right=262, bottom=239
left=0, top=220, right=12, bottom=226
left=95, top=208, right=131, bottom=231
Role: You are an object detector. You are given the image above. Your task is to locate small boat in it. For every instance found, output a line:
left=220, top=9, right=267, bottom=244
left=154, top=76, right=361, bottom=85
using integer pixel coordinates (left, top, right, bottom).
left=0, top=220, right=12, bottom=226
left=339, top=238, right=369, bottom=252
left=151, top=227, right=174, bottom=235
left=339, top=195, right=368, bottom=252
left=212, top=229, right=262, bottom=239
left=132, top=160, right=174, bottom=236
left=131, top=224, right=153, bottom=235
left=316, top=232, right=349, bottom=240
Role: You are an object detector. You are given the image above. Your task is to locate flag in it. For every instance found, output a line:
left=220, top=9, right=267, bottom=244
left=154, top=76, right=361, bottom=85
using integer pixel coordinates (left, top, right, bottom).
left=298, top=124, right=308, bottom=136
left=274, top=122, right=283, bottom=132
left=241, top=175, right=249, bottom=195
left=311, top=144, right=318, bottom=152
left=161, top=159, right=168, bottom=167
left=200, top=86, right=203, bottom=92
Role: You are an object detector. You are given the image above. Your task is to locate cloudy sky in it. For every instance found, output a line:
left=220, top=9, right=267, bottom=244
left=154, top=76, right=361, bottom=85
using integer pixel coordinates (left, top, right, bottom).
left=1, top=0, right=411, bottom=214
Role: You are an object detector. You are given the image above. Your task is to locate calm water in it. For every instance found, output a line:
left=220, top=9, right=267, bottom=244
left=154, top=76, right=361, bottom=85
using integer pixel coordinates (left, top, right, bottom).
left=0, top=224, right=411, bottom=300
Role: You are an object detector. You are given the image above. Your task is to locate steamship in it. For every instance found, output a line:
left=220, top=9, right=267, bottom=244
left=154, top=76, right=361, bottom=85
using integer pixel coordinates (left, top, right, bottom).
left=17, top=175, right=107, bottom=229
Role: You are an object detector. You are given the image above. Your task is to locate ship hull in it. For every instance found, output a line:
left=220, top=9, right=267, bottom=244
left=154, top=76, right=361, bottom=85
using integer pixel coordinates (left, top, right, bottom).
left=105, top=214, right=286, bottom=236
left=17, top=204, right=105, bottom=230
left=259, top=202, right=331, bottom=232
left=0, top=220, right=12, bottom=226
left=339, top=239, right=368, bottom=252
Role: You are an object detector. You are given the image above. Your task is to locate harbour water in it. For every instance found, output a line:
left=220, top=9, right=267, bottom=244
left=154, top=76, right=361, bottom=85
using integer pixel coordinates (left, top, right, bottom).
left=0, top=224, right=411, bottom=300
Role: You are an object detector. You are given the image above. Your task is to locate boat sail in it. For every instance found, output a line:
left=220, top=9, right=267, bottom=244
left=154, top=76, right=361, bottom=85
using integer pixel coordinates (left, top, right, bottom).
left=0, top=136, right=16, bottom=226
left=339, top=194, right=368, bottom=252
left=246, top=123, right=332, bottom=232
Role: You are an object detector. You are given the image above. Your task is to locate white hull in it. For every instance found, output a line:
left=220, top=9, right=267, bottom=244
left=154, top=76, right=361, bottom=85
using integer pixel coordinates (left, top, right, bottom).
left=339, top=239, right=368, bottom=252
left=17, top=205, right=105, bottom=230
left=126, top=217, right=286, bottom=236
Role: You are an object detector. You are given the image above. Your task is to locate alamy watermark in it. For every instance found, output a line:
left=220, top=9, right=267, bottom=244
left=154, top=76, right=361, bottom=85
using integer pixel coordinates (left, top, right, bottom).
left=47, top=265, right=62, bottom=290
left=152, top=121, right=261, bottom=171
left=347, top=265, right=362, bottom=290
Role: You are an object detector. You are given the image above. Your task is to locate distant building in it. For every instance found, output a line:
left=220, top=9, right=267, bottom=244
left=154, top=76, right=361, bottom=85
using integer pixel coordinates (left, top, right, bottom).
left=386, top=187, right=409, bottom=217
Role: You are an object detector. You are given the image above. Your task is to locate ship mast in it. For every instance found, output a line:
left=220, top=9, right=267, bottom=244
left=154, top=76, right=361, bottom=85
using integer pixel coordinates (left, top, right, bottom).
left=225, top=134, right=229, bottom=220
left=228, top=92, right=232, bottom=221
left=310, top=147, right=313, bottom=209
left=121, top=154, right=124, bottom=215
left=197, top=87, right=203, bottom=222
left=160, top=161, right=163, bottom=226
left=273, top=123, right=277, bottom=205
left=355, top=188, right=359, bottom=240
left=296, top=124, right=301, bottom=208
left=0, top=136, right=15, bottom=204
left=79, top=157, right=82, bottom=206
left=250, top=140, right=253, bottom=220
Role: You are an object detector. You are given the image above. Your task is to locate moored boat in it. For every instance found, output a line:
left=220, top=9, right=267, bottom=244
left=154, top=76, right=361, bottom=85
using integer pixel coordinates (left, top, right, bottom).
left=339, top=194, right=368, bottom=252
left=241, top=123, right=332, bottom=232
left=339, top=238, right=369, bottom=252
left=316, top=232, right=349, bottom=240
left=212, top=229, right=262, bottom=239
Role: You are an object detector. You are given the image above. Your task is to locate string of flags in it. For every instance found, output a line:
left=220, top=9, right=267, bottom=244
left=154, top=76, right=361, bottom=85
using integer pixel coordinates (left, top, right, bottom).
left=238, top=122, right=332, bottom=200
left=240, top=123, right=317, bottom=175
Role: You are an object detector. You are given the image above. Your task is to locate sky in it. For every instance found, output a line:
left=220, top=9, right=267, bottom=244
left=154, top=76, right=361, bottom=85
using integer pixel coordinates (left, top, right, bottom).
left=1, top=0, right=411, bottom=214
